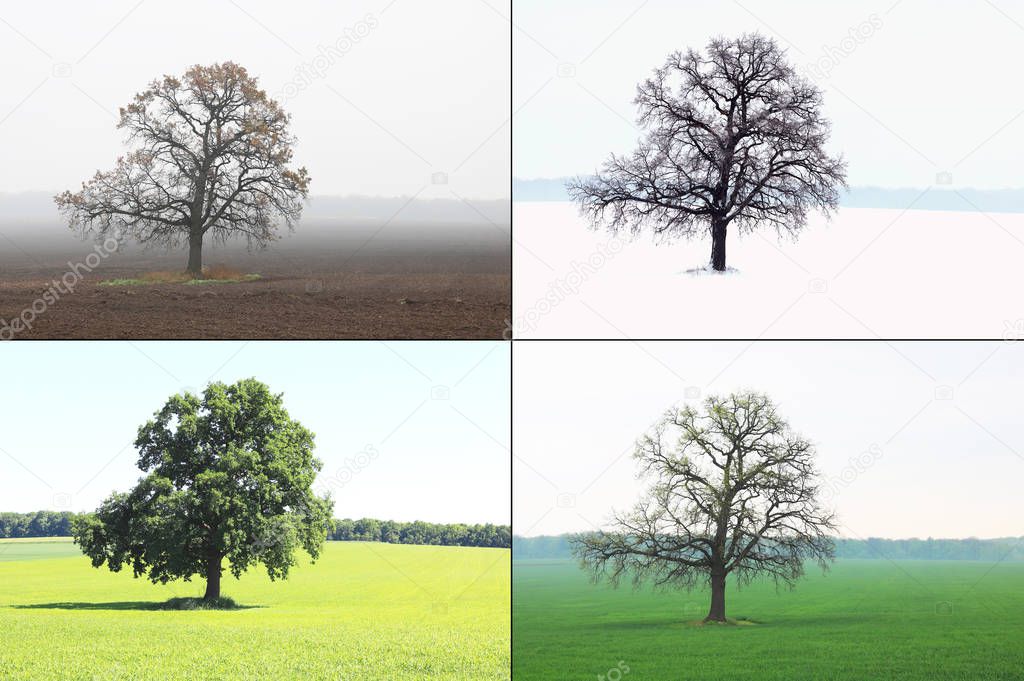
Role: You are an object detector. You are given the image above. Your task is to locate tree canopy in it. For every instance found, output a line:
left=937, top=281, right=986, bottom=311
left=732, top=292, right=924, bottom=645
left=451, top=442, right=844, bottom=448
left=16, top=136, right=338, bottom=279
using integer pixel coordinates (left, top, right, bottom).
left=55, top=62, right=310, bottom=276
left=569, top=33, right=846, bottom=271
left=73, top=378, right=332, bottom=601
left=572, top=391, right=836, bottom=622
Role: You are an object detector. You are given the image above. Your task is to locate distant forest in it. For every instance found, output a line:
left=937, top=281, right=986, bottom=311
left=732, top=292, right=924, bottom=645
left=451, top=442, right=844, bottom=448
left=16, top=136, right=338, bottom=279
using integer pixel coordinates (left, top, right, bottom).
left=513, top=534, right=1024, bottom=562
left=329, top=518, right=510, bottom=548
left=0, top=511, right=510, bottom=549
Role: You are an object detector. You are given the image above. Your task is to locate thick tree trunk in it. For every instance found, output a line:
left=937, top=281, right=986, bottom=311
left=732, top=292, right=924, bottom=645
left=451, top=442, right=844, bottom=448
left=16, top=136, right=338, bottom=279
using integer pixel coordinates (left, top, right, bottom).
left=710, top=219, right=727, bottom=272
left=186, top=231, right=203, bottom=277
left=705, top=571, right=727, bottom=622
left=203, top=553, right=222, bottom=601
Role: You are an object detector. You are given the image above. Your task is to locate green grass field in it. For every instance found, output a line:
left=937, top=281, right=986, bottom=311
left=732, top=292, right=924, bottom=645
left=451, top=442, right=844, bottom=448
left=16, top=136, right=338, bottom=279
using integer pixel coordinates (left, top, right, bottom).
left=0, top=538, right=509, bottom=680
left=513, top=558, right=1024, bottom=680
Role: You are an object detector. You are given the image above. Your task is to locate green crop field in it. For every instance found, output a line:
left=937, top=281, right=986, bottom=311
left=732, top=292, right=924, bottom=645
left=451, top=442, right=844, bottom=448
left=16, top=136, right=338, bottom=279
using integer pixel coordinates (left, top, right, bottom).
left=0, top=538, right=509, bottom=681
left=513, top=558, right=1024, bottom=681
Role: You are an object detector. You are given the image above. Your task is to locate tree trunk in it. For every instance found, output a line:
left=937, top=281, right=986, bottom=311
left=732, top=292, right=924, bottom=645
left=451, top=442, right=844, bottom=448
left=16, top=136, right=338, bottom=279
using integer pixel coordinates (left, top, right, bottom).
left=710, top=219, right=727, bottom=272
left=186, top=231, right=203, bottom=277
left=203, top=553, right=222, bottom=601
left=705, top=571, right=727, bottom=622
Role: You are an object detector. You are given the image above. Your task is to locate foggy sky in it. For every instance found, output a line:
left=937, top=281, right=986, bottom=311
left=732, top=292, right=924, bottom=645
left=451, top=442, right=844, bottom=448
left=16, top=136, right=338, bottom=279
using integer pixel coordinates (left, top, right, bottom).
left=514, top=341, right=1024, bottom=540
left=0, top=0, right=511, bottom=199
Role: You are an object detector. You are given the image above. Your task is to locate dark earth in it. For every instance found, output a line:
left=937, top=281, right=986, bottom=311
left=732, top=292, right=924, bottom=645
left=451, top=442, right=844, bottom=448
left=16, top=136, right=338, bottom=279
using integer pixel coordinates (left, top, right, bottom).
left=0, top=221, right=510, bottom=339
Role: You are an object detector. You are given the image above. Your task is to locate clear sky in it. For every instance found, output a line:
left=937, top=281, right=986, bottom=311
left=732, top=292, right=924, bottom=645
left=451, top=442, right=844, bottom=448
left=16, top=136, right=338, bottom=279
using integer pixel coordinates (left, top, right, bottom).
left=0, top=0, right=510, bottom=199
left=513, top=0, right=1024, bottom=190
left=515, top=341, right=1024, bottom=539
left=0, top=341, right=510, bottom=525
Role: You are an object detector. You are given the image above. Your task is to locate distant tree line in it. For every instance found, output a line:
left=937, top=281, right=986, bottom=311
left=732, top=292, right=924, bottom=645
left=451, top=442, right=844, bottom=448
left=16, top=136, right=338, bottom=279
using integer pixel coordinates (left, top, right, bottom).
left=330, top=518, right=510, bottom=548
left=0, top=511, right=76, bottom=538
left=1, top=511, right=510, bottom=549
left=513, top=534, right=1024, bottom=562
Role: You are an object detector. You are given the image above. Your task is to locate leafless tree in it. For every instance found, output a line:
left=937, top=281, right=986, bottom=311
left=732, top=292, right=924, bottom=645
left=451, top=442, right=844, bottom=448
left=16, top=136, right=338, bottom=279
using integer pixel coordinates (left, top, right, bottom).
left=572, top=391, right=837, bottom=623
left=55, top=62, right=311, bottom=276
left=568, top=34, right=846, bottom=271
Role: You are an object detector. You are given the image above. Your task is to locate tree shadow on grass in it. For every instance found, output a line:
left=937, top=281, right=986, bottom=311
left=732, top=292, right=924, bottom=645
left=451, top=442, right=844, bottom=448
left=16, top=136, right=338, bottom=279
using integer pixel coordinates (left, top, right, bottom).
left=12, top=598, right=263, bottom=611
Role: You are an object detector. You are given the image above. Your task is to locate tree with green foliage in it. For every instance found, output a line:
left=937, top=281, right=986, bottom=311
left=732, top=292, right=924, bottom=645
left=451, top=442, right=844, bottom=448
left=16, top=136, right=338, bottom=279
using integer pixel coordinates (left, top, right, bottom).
left=573, top=391, right=836, bottom=623
left=73, top=379, right=333, bottom=602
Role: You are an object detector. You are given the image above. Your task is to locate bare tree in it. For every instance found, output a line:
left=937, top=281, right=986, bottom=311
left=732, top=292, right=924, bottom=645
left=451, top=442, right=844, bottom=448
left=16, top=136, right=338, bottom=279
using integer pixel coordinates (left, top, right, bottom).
left=568, top=34, right=846, bottom=272
left=55, top=62, right=311, bottom=276
left=572, top=391, right=837, bottom=623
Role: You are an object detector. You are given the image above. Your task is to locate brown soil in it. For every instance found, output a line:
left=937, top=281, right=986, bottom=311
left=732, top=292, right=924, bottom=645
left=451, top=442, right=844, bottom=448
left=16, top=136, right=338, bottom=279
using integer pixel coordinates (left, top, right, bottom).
left=0, top=241, right=510, bottom=339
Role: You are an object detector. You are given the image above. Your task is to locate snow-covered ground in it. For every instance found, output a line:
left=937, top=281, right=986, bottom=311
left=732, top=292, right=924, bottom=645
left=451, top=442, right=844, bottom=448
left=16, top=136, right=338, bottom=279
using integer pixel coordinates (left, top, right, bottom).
left=513, top=202, right=1024, bottom=339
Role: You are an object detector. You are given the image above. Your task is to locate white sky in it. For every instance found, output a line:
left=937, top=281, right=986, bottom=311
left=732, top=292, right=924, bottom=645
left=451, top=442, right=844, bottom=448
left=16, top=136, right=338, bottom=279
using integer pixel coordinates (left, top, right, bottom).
left=514, top=341, right=1024, bottom=539
left=0, top=0, right=511, bottom=199
left=513, top=0, right=1024, bottom=189
left=0, top=341, right=510, bottom=525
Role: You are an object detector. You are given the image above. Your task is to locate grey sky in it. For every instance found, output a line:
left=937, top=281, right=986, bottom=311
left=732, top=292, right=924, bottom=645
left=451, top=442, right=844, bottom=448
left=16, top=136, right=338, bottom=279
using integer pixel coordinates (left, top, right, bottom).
left=0, top=0, right=510, bottom=199
left=513, top=0, right=1024, bottom=190
left=514, top=341, right=1024, bottom=539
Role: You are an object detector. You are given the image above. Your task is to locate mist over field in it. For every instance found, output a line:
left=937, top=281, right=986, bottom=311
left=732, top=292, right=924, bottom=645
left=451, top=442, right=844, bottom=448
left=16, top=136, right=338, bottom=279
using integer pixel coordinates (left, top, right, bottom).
left=0, top=192, right=509, bottom=257
left=0, top=194, right=510, bottom=338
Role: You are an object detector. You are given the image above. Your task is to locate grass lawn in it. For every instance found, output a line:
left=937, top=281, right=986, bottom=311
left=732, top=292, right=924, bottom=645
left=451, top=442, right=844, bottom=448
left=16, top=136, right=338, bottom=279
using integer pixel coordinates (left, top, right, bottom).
left=0, top=539, right=509, bottom=681
left=512, top=558, right=1024, bottom=681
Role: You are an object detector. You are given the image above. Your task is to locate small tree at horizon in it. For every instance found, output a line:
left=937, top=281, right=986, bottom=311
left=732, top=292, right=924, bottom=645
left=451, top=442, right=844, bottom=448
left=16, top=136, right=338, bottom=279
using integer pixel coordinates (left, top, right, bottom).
left=55, top=62, right=310, bottom=277
left=73, top=378, right=333, bottom=602
left=568, top=33, right=846, bottom=272
left=571, top=391, right=836, bottom=623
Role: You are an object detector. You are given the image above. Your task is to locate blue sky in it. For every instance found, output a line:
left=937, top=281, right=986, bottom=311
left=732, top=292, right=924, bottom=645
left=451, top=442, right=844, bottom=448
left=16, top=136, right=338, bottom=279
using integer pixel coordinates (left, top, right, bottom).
left=0, top=341, right=510, bottom=524
left=514, top=0, right=1024, bottom=190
